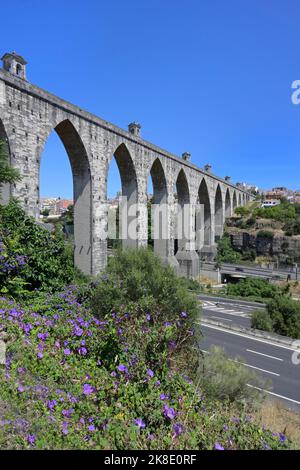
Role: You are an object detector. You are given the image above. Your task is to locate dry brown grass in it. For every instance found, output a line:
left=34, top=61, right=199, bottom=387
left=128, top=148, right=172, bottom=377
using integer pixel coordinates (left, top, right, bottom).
left=254, top=399, right=300, bottom=448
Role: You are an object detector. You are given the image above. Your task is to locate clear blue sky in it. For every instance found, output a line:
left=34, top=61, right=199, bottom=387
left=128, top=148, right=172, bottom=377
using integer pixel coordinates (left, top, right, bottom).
left=1, top=0, right=300, bottom=198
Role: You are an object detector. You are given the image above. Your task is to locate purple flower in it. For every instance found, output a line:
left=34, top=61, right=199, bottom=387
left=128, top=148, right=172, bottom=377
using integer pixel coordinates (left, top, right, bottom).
left=82, top=384, right=93, bottom=395
left=47, top=399, right=57, bottom=411
left=117, top=364, right=128, bottom=374
left=223, top=424, right=229, bottom=431
left=147, top=368, right=154, bottom=378
left=64, top=348, right=71, bottom=356
left=262, top=440, right=270, bottom=450
left=17, top=385, right=25, bottom=393
left=164, top=322, right=172, bottom=327
left=37, top=351, right=43, bottom=359
left=78, top=346, right=87, bottom=356
left=160, top=394, right=168, bottom=400
left=27, top=434, right=36, bottom=447
left=146, top=314, right=151, bottom=322
left=37, top=332, right=48, bottom=341
left=279, top=432, right=286, bottom=443
left=214, top=442, right=224, bottom=450
left=181, top=311, right=187, bottom=318
left=173, top=423, right=183, bottom=437
left=134, top=418, right=146, bottom=429
left=163, top=404, right=176, bottom=420
left=88, top=424, right=96, bottom=432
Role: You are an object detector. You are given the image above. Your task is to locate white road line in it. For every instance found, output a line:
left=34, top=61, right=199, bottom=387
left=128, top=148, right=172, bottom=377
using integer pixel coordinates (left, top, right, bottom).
left=246, top=349, right=283, bottom=362
left=232, top=359, right=280, bottom=376
left=199, top=348, right=279, bottom=376
left=198, top=321, right=298, bottom=353
left=204, top=309, right=250, bottom=318
left=211, top=316, right=232, bottom=322
left=246, top=384, right=300, bottom=406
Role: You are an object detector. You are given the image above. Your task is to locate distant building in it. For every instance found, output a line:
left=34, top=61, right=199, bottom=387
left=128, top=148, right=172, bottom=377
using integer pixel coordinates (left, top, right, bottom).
left=40, top=197, right=73, bottom=216
left=261, top=199, right=280, bottom=208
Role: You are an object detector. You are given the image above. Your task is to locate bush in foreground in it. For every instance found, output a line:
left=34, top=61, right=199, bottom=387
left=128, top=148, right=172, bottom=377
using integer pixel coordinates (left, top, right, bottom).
left=0, top=200, right=83, bottom=296
left=0, top=287, right=291, bottom=450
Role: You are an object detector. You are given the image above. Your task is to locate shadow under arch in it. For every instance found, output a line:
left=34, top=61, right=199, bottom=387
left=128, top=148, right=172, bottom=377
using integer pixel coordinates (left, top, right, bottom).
left=0, top=118, right=12, bottom=204
left=225, top=188, right=231, bottom=217
left=238, top=193, right=242, bottom=206
left=148, top=157, right=168, bottom=258
left=40, top=119, right=92, bottom=274
left=175, top=168, right=190, bottom=253
left=197, top=178, right=212, bottom=247
left=215, top=184, right=223, bottom=242
left=107, top=142, right=138, bottom=249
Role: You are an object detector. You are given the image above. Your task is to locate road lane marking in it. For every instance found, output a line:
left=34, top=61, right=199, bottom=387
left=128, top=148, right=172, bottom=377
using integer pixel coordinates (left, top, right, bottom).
left=203, top=309, right=250, bottom=318
left=246, top=384, right=300, bottom=406
left=232, top=359, right=280, bottom=376
left=199, top=348, right=279, bottom=376
left=198, top=321, right=298, bottom=353
left=246, top=349, right=283, bottom=361
left=211, top=316, right=232, bottom=322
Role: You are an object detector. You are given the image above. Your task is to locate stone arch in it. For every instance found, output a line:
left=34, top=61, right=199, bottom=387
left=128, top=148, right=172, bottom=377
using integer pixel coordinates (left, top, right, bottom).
left=232, top=191, right=238, bottom=211
left=39, top=119, right=92, bottom=275
left=214, top=184, right=223, bottom=241
left=0, top=118, right=11, bottom=204
left=107, top=142, right=138, bottom=249
left=197, top=177, right=212, bottom=246
left=148, top=157, right=168, bottom=258
left=225, top=188, right=231, bottom=217
left=174, top=168, right=190, bottom=253
left=238, top=193, right=242, bottom=206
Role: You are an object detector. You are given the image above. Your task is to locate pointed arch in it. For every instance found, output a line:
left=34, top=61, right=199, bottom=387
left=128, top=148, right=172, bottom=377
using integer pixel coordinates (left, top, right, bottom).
left=39, top=119, right=92, bottom=274
left=215, top=184, right=223, bottom=241
left=232, top=191, right=238, bottom=211
left=225, top=188, right=231, bottom=217
left=197, top=178, right=212, bottom=246
left=148, top=158, right=168, bottom=257
left=175, top=168, right=190, bottom=253
left=108, top=143, right=138, bottom=249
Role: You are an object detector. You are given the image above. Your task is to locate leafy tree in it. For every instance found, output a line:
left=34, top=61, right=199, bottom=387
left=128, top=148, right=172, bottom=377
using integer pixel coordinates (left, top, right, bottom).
left=216, top=233, right=241, bottom=263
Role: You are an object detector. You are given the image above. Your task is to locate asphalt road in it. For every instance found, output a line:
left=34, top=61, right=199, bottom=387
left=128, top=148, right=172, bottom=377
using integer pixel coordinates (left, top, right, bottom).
left=199, top=322, right=300, bottom=411
left=200, top=297, right=258, bottom=329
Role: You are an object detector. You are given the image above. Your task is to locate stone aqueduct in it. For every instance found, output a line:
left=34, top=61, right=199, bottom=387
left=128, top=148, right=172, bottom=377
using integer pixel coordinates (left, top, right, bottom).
left=0, top=53, right=253, bottom=277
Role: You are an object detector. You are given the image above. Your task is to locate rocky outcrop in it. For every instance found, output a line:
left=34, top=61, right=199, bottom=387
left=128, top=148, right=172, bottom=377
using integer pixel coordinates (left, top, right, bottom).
left=229, top=229, right=300, bottom=260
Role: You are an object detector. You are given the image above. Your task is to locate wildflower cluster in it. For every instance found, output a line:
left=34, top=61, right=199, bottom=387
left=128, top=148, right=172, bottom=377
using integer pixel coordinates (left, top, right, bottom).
left=0, top=286, right=292, bottom=450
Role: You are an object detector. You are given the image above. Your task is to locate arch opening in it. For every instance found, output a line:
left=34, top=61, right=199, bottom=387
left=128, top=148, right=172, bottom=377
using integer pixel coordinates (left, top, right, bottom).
left=147, top=158, right=168, bottom=258
left=197, top=178, right=212, bottom=247
left=174, top=169, right=190, bottom=254
left=39, top=119, right=92, bottom=274
left=232, top=191, right=238, bottom=212
left=214, top=184, right=223, bottom=242
left=225, top=188, right=231, bottom=218
left=106, top=143, right=138, bottom=251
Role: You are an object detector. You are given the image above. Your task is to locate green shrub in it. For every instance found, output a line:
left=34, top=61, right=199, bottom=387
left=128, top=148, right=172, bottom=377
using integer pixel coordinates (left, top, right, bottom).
left=256, top=230, right=274, bottom=240
left=90, top=248, right=200, bottom=323
left=227, top=278, right=281, bottom=301
left=198, top=347, right=266, bottom=406
left=216, top=234, right=241, bottom=263
left=251, top=309, right=273, bottom=332
left=0, top=200, right=83, bottom=296
left=266, top=296, right=300, bottom=339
